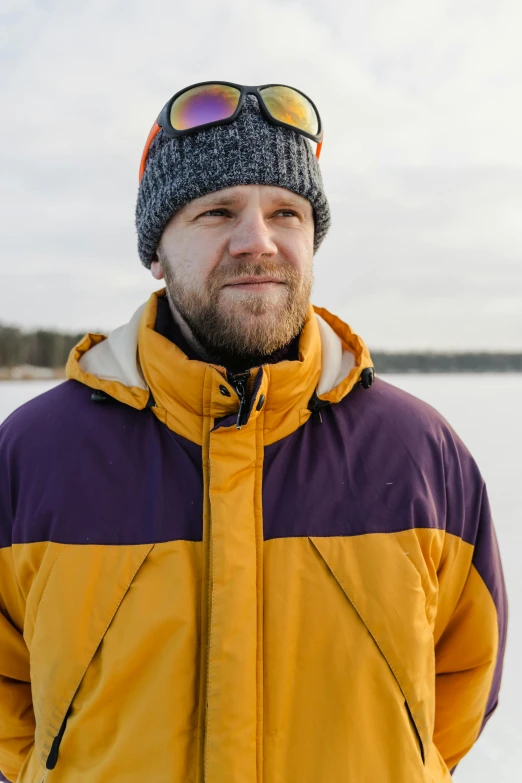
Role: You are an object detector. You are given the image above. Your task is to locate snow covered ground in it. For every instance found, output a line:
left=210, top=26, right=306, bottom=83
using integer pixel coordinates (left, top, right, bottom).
left=0, top=375, right=520, bottom=780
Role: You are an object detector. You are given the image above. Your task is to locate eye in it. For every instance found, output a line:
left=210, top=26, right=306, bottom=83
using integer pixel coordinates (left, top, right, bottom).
left=199, top=208, right=228, bottom=217
left=276, top=209, right=299, bottom=217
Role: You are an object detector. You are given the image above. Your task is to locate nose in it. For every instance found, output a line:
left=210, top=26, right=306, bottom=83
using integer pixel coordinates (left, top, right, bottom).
left=228, top=211, right=278, bottom=259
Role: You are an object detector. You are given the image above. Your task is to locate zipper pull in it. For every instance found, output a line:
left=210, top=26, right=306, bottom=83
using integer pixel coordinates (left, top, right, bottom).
left=45, top=712, right=68, bottom=770
left=227, top=371, right=250, bottom=430
left=236, top=395, right=248, bottom=430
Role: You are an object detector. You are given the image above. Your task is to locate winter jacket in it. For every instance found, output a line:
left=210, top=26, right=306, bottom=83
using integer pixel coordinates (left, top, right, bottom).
left=0, top=289, right=507, bottom=783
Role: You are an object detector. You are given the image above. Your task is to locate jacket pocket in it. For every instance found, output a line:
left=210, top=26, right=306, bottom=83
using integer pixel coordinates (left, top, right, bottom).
left=29, top=543, right=154, bottom=772
left=308, top=533, right=434, bottom=766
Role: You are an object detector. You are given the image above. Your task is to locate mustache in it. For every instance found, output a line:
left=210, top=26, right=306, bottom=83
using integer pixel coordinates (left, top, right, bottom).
left=209, top=261, right=300, bottom=289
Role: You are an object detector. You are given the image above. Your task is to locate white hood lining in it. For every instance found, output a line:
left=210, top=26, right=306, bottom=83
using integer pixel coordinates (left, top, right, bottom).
left=79, top=302, right=148, bottom=390
left=315, top=314, right=356, bottom=395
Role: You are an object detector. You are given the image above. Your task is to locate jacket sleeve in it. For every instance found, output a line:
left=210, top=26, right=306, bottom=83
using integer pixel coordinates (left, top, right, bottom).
left=0, top=428, right=36, bottom=782
left=432, top=433, right=508, bottom=773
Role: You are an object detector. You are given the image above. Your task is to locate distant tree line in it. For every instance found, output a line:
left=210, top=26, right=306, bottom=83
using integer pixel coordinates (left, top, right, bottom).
left=0, top=323, right=521, bottom=372
left=371, top=351, right=522, bottom=373
left=0, top=324, right=85, bottom=369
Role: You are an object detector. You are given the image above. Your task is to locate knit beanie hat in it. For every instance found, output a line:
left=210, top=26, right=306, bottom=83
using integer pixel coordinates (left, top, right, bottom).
left=135, top=95, right=331, bottom=268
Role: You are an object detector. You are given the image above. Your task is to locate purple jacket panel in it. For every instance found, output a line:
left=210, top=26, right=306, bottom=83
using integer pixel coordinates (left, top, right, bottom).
left=0, top=381, right=203, bottom=548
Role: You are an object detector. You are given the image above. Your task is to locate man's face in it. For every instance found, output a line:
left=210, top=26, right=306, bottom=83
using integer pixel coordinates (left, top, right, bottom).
left=151, top=184, right=315, bottom=360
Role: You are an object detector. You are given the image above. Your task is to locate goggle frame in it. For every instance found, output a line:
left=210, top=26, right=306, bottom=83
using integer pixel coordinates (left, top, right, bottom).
left=139, top=81, right=324, bottom=182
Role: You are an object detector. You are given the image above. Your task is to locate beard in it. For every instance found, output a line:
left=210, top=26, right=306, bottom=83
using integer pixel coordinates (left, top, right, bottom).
left=159, top=253, right=313, bottom=365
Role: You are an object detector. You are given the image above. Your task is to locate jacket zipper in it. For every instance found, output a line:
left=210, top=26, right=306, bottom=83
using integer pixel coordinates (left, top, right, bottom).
left=203, top=371, right=250, bottom=780
left=204, top=452, right=215, bottom=783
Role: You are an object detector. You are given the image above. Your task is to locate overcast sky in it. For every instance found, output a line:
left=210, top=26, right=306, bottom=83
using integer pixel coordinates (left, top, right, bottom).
left=1, top=0, right=521, bottom=350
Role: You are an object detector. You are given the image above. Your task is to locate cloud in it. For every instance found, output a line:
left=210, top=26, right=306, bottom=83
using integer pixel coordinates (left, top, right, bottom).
left=0, top=0, right=521, bottom=348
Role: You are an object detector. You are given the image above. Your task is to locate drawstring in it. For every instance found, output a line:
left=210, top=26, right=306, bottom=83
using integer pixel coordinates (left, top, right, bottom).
left=307, top=390, right=331, bottom=424
left=360, top=367, right=375, bottom=389
left=308, top=367, right=375, bottom=424
left=91, top=389, right=156, bottom=407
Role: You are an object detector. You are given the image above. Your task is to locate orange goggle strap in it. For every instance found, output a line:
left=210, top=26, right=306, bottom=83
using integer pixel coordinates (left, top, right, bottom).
left=138, top=120, right=323, bottom=183
left=139, top=121, right=161, bottom=183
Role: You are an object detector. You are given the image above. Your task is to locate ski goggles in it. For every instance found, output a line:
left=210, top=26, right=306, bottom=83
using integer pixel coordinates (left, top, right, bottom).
left=139, top=81, right=324, bottom=182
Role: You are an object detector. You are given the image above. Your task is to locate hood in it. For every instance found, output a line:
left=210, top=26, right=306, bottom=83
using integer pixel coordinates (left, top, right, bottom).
left=66, top=290, right=373, bottom=441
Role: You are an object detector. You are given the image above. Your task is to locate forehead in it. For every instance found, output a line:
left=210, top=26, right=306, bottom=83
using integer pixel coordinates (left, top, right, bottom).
left=184, top=184, right=311, bottom=211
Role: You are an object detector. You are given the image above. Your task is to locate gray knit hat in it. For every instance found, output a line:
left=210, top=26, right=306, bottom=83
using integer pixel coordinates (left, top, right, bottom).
left=135, top=95, right=331, bottom=268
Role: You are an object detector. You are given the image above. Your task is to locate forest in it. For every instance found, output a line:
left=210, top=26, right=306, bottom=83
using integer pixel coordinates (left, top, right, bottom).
left=0, top=323, right=521, bottom=375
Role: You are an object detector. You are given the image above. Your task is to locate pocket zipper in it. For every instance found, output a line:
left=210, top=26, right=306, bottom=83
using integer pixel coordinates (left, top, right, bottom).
left=404, top=698, right=425, bottom=764
left=44, top=710, right=69, bottom=773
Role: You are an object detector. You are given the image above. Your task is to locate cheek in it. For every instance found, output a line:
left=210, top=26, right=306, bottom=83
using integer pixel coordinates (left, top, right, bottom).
left=189, top=235, right=228, bottom=278
left=281, top=234, right=314, bottom=276
left=167, top=244, right=223, bottom=293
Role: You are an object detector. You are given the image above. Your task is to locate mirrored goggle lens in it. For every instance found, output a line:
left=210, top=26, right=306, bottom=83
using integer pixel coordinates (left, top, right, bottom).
left=170, top=84, right=241, bottom=131
left=259, top=85, right=319, bottom=137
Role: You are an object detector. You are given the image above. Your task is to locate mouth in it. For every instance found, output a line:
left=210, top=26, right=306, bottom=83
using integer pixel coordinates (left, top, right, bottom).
left=223, top=277, right=285, bottom=290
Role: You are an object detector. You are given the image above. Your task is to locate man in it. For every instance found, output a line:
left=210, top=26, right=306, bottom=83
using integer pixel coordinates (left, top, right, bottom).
left=0, top=82, right=507, bottom=782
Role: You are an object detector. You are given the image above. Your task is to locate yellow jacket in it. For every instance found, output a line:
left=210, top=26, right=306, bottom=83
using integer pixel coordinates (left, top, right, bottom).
left=0, top=290, right=507, bottom=782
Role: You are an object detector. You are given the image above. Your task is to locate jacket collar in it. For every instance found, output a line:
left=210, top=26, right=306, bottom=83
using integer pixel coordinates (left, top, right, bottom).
left=66, top=289, right=373, bottom=444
